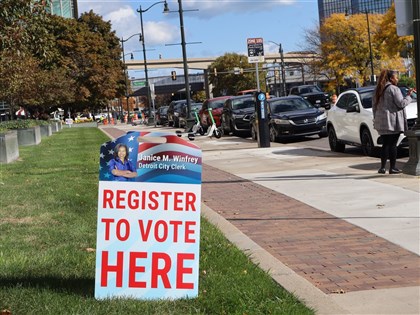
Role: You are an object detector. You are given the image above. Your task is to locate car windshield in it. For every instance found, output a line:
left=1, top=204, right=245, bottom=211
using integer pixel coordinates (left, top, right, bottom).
left=232, top=99, right=254, bottom=110
left=191, top=104, right=202, bottom=111
left=209, top=100, right=225, bottom=109
left=359, top=91, right=373, bottom=109
left=270, top=98, right=313, bottom=113
left=174, top=103, right=184, bottom=111
left=300, top=86, right=322, bottom=94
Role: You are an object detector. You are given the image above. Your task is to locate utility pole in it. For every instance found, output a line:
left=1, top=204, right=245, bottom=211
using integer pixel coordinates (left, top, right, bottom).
left=279, top=43, right=287, bottom=96
left=403, top=0, right=420, bottom=175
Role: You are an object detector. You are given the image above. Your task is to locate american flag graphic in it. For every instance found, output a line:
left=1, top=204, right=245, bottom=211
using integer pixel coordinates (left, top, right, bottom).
left=99, top=131, right=202, bottom=184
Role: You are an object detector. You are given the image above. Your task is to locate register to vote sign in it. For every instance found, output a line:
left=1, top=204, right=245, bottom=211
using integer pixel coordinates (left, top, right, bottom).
left=95, top=131, right=202, bottom=300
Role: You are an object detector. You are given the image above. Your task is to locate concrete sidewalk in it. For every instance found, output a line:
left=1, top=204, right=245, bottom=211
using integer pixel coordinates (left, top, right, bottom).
left=100, top=124, right=420, bottom=315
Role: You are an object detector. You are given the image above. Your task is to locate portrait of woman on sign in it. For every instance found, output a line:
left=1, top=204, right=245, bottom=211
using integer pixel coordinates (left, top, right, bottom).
left=109, top=143, right=137, bottom=181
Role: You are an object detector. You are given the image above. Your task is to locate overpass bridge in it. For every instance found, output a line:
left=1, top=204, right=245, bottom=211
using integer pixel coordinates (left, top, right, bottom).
left=128, top=52, right=322, bottom=97
left=125, top=52, right=319, bottom=71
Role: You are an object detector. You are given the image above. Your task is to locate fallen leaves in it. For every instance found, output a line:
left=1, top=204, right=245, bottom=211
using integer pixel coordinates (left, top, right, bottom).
left=331, top=289, right=346, bottom=294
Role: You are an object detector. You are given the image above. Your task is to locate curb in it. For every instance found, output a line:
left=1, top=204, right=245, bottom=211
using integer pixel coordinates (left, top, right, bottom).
left=201, top=203, right=349, bottom=315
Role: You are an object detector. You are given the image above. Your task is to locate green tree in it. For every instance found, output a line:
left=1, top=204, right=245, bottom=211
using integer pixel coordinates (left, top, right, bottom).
left=77, top=11, right=126, bottom=108
left=0, top=0, right=51, bottom=57
left=0, top=0, right=56, bottom=116
left=208, top=53, right=263, bottom=96
left=46, top=12, right=125, bottom=112
left=0, top=52, right=41, bottom=115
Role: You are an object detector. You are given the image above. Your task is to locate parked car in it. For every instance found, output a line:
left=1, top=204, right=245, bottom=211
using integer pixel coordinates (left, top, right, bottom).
left=167, top=100, right=189, bottom=127
left=179, top=103, right=202, bottom=128
left=94, top=113, right=107, bottom=122
left=199, top=96, right=232, bottom=131
left=237, top=89, right=257, bottom=95
left=75, top=113, right=93, bottom=123
left=221, top=95, right=255, bottom=136
left=326, top=86, right=418, bottom=156
left=289, top=85, right=331, bottom=109
left=250, top=96, right=327, bottom=142
left=155, top=106, right=169, bottom=125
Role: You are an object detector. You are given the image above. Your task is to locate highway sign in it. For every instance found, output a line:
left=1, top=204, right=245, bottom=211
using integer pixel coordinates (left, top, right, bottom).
left=132, top=81, right=146, bottom=87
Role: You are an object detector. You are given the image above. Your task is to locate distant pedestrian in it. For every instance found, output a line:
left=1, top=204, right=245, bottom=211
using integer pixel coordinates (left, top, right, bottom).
left=330, top=94, right=337, bottom=106
left=373, top=69, right=415, bottom=174
left=15, top=106, right=27, bottom=120
left=112, top=111, right=118, bottom=125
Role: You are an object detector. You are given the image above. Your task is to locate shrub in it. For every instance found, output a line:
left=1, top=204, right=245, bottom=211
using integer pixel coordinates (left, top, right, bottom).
left=0, top=124, right=8, bottom=134
left=0, top=119, right=52, bottom=131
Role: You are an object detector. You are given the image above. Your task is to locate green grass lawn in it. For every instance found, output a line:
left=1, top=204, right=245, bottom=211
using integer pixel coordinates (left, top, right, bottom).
left=0, top=127, right=313, bottom=315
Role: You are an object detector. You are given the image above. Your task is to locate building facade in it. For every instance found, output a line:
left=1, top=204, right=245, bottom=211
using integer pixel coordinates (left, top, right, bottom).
left=318, top=0, right=393, bottom=22
left=46, top=0, right=78, bottom=19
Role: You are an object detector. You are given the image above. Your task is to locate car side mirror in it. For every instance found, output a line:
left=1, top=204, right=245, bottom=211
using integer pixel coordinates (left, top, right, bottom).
left=346, top=105, right=360, bottom=113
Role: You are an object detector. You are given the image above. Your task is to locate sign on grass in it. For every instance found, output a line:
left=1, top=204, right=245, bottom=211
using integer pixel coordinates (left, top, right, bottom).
left=95, top=131, right=202, bottom=300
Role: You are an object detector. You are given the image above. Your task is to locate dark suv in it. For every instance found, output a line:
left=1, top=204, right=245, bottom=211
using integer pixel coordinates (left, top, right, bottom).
left=167, top=100, right=188, bottom=127
left=179, top=103, right=202, bottom=128
left=155, top=106, right=169, bottom=125
left=221, top=95, right=255, bottom=136
left=289, top=85, right=331, bottom=109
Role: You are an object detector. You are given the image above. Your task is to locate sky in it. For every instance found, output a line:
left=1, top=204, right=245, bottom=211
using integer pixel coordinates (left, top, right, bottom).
left=77, top=0, right=320, bottom=78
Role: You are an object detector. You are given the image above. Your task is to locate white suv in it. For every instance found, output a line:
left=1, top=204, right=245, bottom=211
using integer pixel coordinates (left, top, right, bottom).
left=327, top=86, right=417, bottom=156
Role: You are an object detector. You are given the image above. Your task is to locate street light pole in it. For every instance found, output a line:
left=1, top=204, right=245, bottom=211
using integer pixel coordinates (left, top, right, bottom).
left=345, top=9, right=376, bottom=85
left=273, top=59, right=279, bottom=97
left=121, top=39, right=130, bottom=123
left=178, top=0, right=192, bottom=121
left=279, top=43, right=287, bottom=96
left=120, top=33, right=141, bottom=123
left=137, top=1, right=168, bottom=125
left=365, top=10, right=375, bottom=85
left=268, top=41, right=287, bottom=96
left=164, top=1, right=199, bottom=130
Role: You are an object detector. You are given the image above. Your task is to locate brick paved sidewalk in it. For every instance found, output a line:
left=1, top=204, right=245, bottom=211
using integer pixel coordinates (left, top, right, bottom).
left=202, top=164, right=420, bottom=294
left=100, top=127, right=420, bottom=295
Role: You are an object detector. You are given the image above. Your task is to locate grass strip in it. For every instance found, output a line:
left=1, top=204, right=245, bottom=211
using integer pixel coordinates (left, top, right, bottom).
left=0, top=127, right=313, bottom=314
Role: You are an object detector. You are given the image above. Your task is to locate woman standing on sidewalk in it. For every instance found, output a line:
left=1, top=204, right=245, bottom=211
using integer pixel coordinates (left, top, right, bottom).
left=373, top=69, right=415, bottom=174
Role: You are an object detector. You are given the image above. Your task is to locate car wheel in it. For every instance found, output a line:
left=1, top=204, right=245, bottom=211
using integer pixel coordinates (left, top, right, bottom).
left=361, top=128, right=375, bottom=157
left=231, top=121, right=239, bottom=136
left=328, top=126, right=345, bottom=152
left=318, top=129, right=328, bottom=138
left=213, top=128, right=222, bottom=139
left=269, top=125, right=277, bottom=142
left=251, top=124, right=257, bottom=141
left=168, top=120, right=174, bottom=127
left=220, top=119, right=228, bottom=135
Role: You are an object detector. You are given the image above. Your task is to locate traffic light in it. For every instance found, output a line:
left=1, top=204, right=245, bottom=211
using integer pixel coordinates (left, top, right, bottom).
left=171, top=71, right=176, bottom=80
